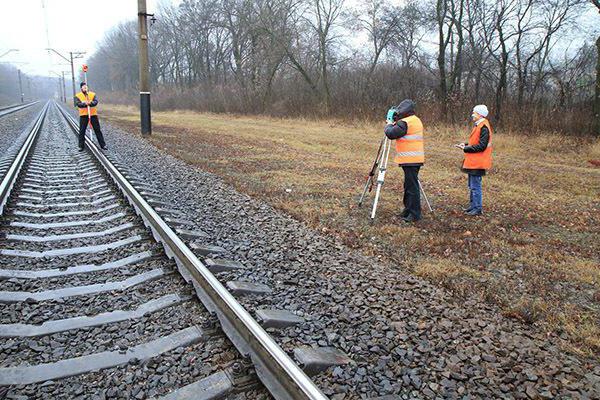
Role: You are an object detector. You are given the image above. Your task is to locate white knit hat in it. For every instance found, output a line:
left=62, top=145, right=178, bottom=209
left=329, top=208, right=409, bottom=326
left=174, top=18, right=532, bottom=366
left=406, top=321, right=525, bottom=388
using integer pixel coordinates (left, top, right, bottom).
left=473, top=104, right=488, bottom=117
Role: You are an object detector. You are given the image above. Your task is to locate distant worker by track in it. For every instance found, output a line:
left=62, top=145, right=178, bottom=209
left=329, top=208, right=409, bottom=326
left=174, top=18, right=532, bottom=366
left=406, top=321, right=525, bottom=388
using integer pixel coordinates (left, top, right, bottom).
left=74, top=82, right=107, bottom=151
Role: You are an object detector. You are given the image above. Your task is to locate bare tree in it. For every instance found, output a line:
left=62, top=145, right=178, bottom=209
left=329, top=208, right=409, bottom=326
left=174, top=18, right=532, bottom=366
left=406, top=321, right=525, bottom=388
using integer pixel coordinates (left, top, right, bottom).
left=83, top=0, right=597, bottom=134
left=390, top=1, right=428, bottom=69
left=309, top=0, right=346, bottom=113
left=549, top=43, right=595, bottom=107
left=511, top=0, right=537, bottom=108
left=486, top=0, right=518, bottom=123
left=354, top=0, right=398, bottom=77
left=436, top=0, right=453, bottom=118
left=448, top=0, right=465, bottom=94
left=593, top=0, right=600, bottom=133
left=462, top=0, right=494, bottom=101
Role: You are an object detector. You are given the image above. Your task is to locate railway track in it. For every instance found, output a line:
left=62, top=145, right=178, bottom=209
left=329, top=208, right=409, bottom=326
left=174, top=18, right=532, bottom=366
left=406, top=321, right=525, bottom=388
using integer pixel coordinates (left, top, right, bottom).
left=0, top=101, right=330, bottom=399
left=0, top=102, right=38, bottom=119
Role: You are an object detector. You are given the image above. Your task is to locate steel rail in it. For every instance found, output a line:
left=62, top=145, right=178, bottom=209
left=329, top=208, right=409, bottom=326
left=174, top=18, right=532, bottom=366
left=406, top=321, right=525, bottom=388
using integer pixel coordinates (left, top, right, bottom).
left=0, top=101, right=39, bottom=118
left=0, top=102, right=49, bottom=215
left=54, top=101, right=327, bottom=400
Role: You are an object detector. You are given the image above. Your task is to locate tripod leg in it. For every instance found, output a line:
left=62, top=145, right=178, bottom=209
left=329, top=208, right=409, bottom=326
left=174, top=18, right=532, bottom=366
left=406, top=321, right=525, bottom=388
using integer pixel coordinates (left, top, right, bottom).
left=358, top=136, right=385, bottom=207
left=418, top=179, right=434, bottom=213
left=358, top=176, right=373, bottom=207
left=370, top=182, right=383, bottom=219
left=370, top=138, right=391, bottom=220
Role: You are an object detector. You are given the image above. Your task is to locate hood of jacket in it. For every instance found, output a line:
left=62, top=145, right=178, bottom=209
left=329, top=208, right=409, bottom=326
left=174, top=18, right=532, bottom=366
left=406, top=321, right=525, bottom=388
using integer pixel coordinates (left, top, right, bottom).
left=395, top=99, right=416, bottom=119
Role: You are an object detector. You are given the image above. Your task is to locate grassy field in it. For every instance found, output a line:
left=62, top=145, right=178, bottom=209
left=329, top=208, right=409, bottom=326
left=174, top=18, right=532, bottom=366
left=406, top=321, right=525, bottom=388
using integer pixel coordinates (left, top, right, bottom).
left=102, top=104, right=600, bottom=356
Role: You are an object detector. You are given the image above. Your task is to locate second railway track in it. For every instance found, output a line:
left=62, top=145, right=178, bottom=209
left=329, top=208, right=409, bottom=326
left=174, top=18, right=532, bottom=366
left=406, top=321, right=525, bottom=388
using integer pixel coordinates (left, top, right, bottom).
left=0, top=101, right=328, bottom=399
left=0, top=102, right=38, bottom=119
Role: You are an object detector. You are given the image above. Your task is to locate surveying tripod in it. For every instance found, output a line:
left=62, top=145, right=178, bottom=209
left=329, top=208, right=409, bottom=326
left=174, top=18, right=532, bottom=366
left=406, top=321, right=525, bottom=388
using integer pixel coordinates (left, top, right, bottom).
left=358, top=134, right=433, bottom=220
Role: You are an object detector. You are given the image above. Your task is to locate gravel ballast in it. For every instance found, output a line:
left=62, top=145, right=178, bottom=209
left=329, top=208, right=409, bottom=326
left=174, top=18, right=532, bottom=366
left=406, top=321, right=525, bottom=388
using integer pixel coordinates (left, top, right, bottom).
left=0, top=103, right=43, bottom=160
left=91, top=111, right=600, bottom=399
left=0, top=105, right=265, bottom=399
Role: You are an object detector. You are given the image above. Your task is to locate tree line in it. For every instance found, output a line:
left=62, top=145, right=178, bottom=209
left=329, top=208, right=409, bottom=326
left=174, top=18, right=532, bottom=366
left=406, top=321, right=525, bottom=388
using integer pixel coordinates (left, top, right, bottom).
left=0, top=65, right=56, bottom=106
left=85, top=0, right=600, bottom=135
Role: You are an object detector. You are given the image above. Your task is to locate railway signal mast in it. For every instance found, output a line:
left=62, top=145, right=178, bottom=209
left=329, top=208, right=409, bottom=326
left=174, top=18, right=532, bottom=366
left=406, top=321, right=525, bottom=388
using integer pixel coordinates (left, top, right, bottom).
left=137, top=0, right=154, bottom=136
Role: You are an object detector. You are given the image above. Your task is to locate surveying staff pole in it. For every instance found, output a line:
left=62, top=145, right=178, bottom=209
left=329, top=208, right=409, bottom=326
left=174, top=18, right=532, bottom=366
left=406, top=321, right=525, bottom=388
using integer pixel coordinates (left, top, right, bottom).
left=138, top=0, right=152, bottom=135
left=83, top=66, right=92, bottom=129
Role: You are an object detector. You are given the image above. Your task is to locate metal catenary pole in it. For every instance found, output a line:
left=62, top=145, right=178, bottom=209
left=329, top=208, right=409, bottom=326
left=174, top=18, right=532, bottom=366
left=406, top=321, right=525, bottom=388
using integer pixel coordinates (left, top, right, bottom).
left=70, top=52, right=76, bottom=105
left=138, top=0, right=152, bottom=135
left=61, top=72, right=67, bottom=103
left=17, top=69, right=24, bottom=103
left=45, top=49, right=84, bottom=105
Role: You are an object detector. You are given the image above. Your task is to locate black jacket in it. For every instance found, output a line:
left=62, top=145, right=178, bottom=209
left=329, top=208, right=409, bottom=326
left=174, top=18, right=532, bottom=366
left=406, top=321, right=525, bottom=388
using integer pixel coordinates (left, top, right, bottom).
left=462, top=124, right=489, bottom=176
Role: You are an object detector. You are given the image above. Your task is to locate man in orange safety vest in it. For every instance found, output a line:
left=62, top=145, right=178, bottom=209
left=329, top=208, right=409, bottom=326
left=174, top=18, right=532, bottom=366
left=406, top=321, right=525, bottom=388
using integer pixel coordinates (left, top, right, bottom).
left=74, top=82, right=107, bottom=151
left=384, top=99, right=424, bottom=223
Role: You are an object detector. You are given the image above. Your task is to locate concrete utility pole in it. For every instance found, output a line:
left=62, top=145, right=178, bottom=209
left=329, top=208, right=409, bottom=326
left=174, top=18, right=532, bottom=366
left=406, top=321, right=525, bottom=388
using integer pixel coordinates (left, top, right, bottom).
left=61, top=71, right=67, bottom=103
left=57, top=78, right=62, bottom=101
left=50, top=71, right=64, bottom=102
left=69, top=52, right=77, bottom=102
left=138, top=0, right=152, bottom=135
left=17, top=69, right=24, bottom=103
left=61, top=76, right=65, bottom=102
left=46, top=48, right=85, bottom=105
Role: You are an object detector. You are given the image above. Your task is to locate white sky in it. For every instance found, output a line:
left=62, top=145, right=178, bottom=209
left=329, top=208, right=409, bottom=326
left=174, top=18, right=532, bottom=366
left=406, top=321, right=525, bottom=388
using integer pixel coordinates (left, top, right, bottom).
left=0, top=0, right=166, bottom=77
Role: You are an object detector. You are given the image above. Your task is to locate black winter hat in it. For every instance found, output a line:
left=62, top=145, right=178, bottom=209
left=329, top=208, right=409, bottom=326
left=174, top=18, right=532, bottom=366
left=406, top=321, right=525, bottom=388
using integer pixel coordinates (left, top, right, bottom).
left=80, top=82, right=87, bottom=88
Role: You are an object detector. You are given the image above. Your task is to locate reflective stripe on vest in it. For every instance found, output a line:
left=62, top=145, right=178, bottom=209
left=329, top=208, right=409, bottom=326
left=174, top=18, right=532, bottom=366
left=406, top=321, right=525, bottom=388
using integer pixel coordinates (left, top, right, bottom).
left=75, top=91, right=98, bottom=116
left=396, top=151, right=425, bottom=157
left=394, top=115, right=424, bottom=165
left=399, top=134, right=424, bottom=141
left=463, top=119, right=493, bottom=170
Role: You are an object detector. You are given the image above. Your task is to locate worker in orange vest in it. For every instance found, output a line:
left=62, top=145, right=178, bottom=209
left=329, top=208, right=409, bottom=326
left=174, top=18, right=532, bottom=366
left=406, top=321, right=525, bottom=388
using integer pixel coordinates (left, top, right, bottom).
left=384, top=99, right=424, bottom=223
left=456, top=104, right=493, bottom=216
left=74, top=82, right=107, bottom=151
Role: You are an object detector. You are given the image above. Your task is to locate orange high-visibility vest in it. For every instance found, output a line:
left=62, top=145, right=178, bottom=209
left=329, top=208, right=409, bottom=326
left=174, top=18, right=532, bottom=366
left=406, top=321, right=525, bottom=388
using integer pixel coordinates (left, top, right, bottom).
left=75, top=91, right=98, bottom=116
left=463, top=119, right=493, bottom=170
left=394, top=115, right=424, bottom=165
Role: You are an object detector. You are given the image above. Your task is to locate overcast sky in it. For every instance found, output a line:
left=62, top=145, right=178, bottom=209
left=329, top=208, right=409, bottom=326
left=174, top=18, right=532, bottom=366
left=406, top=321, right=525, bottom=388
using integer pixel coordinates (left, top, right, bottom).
left=1, top=0, right=598, bottom=79
left=0, top=0, right=169, bottom=77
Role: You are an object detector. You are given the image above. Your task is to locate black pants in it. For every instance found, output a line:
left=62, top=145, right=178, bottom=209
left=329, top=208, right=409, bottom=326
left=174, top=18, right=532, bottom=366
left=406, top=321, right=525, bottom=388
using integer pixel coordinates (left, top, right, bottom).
left=402, top=166, right=421, bottom=219
left=78, top=115, right=106, bottom=149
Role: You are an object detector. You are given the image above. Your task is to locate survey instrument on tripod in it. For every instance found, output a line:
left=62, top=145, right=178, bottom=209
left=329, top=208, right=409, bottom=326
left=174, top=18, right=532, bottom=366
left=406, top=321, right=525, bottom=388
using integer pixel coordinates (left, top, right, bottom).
left=357, top=134, right=393, bottom=220
left=358, top=135, right=434, bottom=220
left=358, top=136, right=385, bottom=208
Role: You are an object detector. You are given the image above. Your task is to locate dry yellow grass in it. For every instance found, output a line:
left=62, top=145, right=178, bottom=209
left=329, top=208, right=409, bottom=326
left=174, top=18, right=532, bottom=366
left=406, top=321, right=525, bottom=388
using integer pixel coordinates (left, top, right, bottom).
left=102, top=104, right=600, bottom=355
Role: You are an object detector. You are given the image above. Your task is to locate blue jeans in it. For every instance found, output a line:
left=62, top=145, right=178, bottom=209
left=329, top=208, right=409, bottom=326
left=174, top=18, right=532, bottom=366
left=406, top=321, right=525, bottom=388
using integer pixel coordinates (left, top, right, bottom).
left=468, top=174, right=482, bottom=212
